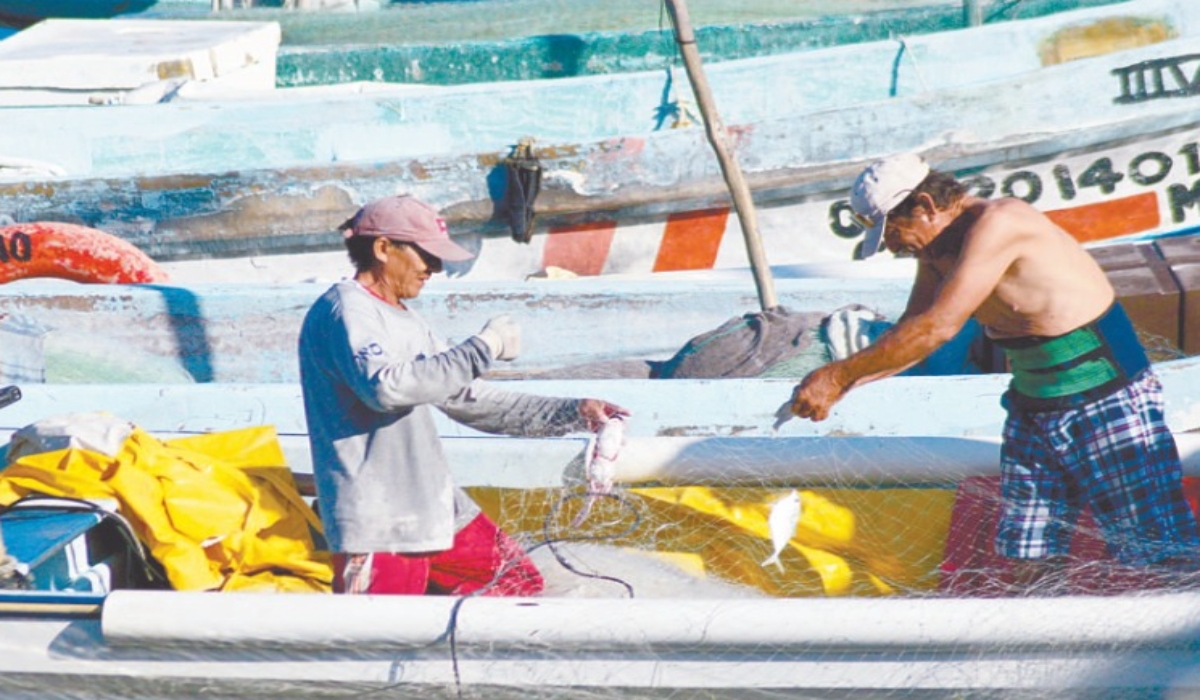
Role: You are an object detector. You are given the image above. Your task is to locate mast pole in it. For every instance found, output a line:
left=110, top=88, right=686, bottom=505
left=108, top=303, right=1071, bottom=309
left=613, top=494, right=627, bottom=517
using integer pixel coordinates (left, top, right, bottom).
left=664, top=0, right=778, bottom=311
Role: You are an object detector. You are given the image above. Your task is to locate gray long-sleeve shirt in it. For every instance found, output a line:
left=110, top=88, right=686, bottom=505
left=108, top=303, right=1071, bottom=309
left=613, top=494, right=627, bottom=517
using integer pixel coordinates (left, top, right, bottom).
left=298, top=280, right=583, bottom=553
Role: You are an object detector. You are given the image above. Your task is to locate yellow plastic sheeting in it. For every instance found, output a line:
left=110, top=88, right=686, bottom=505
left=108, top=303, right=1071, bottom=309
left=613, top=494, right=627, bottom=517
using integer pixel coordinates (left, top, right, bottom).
left=469, top=485, right=955, bottom=597
left=0, top=426, right=331, bottom=593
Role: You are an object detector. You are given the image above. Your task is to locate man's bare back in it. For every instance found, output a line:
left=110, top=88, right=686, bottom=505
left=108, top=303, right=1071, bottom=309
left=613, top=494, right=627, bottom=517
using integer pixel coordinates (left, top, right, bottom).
left=912, top=196, right=1114, bottom=340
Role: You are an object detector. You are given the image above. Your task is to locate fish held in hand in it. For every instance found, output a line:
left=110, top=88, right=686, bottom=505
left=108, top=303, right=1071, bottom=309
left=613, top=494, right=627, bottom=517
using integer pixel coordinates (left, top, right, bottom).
left=572, top=416, right=626, bottom=527
left=771, top=399, right=795, bottom=433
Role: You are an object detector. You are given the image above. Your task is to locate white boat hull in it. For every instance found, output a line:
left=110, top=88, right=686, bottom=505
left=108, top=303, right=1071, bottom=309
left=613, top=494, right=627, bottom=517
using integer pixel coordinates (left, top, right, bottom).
left=3, top=591, right=1200, bottom=698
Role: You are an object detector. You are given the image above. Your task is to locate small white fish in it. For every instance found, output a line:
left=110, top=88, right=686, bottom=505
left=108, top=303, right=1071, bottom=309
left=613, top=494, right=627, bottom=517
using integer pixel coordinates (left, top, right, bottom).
left=761, top=490, right=802, bottom=572
left=771, top=399, right=795, bottom=434
left=572, top=416, right=626, bottom=526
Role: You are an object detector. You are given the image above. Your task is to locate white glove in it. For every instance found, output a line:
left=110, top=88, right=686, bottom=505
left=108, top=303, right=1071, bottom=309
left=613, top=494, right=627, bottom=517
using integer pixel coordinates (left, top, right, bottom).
left=474, top=315, right=521, bottom=361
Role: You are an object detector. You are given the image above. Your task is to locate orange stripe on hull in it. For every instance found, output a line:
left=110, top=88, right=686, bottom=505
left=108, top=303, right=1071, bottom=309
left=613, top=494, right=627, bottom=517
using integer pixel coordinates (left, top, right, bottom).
left=653, top=208, right=730, bottom=272
left=1045, top=191, right=1160, bottom=243
left=542, top=220, right=616, bottom=277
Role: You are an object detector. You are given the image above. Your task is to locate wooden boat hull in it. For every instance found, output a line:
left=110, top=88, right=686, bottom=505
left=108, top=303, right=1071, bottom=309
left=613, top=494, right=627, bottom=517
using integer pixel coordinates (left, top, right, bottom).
left=4, top=378, right=1200, bottom=697
left=4, top=355, right=1200, bottom=440
left=13, top=0, right=1184, bottom=175
left=116, top=0, right=1131, bottom=88
left=0, top=275, right=916, bottom=384
left=3, top=0, right=1200, bottom=279
left=2, top=241, right=1197, bottom=386
left=0, top=590, right=1196, bottom=699
left=162, top=113, right=1200, bottom=281
left=3, top=424, right=1200, bottom=697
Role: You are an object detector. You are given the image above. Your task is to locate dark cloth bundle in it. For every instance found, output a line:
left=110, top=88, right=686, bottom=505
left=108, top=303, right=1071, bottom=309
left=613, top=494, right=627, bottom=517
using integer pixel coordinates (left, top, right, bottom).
left=650, top=306, right=825, bottom=379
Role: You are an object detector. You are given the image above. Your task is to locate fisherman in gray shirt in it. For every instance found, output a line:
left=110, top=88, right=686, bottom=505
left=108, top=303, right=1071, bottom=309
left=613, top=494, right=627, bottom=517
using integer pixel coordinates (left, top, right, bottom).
left=299, top=195, right=628, bottom=596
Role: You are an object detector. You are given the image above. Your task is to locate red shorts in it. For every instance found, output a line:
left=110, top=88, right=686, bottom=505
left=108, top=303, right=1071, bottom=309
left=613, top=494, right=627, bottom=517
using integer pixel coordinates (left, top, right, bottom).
left=331, top=512, right=544, bottom=596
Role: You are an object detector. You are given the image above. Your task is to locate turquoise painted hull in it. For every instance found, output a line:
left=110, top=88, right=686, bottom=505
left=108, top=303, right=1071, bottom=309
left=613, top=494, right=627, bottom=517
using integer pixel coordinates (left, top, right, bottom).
left=8, top=1, right=1175, bottom=178
left=269, top=0, right=1130, bottom=87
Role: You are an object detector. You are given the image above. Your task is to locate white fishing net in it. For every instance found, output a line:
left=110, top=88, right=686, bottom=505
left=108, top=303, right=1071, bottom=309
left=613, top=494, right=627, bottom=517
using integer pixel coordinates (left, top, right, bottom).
left=1, top=302, right=1196, bottom=698
left=6, top=360, right=1200, bottom=700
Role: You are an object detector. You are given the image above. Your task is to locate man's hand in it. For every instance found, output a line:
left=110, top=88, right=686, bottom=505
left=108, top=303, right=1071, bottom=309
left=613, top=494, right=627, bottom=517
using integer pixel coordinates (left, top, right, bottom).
left=475, top=315, right=521, bottom=361
left=789, top=364, right=848, bottom=422
left=578, top=399, right=631, bottom=432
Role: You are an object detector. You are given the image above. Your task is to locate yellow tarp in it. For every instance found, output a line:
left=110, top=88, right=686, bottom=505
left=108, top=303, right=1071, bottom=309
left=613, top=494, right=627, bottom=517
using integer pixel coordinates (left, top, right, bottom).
left=0, top=417, right=951, bottom=598
left=470, top=484, right=955, bottom=597
left=0, top=425, right=331, bottom=593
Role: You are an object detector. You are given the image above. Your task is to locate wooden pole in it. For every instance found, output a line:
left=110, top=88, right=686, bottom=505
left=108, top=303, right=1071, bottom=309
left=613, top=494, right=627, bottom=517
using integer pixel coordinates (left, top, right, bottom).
left=664, top=0, right=778, bottom=311
left=964, top=0, right=984, bottom=27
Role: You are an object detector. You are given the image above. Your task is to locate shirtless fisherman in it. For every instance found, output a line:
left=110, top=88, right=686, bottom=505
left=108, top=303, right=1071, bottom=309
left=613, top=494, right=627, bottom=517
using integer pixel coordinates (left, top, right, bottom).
left=788, top=152, right=1200, bottom=587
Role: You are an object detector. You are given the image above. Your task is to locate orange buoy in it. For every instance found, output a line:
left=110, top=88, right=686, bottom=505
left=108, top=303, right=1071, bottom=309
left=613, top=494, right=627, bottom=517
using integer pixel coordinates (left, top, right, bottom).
left=0, top=222, right=168, bottom=284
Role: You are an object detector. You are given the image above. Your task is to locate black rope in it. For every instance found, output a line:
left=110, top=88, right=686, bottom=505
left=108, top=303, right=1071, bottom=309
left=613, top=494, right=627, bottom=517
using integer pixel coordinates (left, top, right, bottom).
left=540, top=491, right=643, bottom=597
left=348, top=488, right=644, bottom=700
left=445, top=489, right=643, bottom=698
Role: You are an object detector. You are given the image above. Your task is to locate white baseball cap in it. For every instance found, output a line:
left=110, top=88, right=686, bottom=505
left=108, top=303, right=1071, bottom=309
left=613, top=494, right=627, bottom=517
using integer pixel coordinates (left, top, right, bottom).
left=849, top=153, right=930, bottom=259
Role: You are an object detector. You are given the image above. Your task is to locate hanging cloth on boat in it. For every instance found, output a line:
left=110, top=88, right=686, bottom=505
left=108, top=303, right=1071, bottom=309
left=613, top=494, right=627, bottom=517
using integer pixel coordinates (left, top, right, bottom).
left=0, top=412, right=332, bottom=593
left=502, top=138, right=542, bottom=244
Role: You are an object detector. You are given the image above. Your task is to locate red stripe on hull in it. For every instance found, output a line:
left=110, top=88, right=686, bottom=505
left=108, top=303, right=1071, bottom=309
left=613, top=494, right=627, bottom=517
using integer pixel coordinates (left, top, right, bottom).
left=653, top=208, right=730, bottom=273
left=541, top=221, right=617, bottom=277
left=1045, top=191, right=1160, bottom=243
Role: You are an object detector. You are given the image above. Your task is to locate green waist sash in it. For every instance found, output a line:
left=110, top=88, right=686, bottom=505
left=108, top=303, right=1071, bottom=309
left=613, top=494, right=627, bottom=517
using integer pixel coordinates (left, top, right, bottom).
left=1004, top=327, right=1116, bottom=399
left=996, top=303, right=1149, bottom=410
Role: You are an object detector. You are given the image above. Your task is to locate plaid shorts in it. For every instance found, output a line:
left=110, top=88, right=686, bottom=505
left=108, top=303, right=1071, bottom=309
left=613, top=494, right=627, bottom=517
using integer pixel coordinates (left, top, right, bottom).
left=996, top=369, right=1200, bottom=565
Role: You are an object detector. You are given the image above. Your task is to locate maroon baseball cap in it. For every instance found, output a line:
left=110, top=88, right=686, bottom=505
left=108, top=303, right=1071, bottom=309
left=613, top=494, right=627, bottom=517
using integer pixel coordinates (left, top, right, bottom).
left=340, top=195, right=474, bottom=262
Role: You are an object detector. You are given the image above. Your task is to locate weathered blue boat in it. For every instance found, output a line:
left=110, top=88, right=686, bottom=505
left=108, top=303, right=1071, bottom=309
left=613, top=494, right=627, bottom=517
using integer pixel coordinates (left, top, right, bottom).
left=6, top=0, right=1128, bottom=88
left=0, top=0, right=1196, bottom=279
left=0, top=223, right=1196, bottom=387
left=113, top=0, right=1133, bottom=88
left=264, top=0, right=1134, bottom=87
left=6, top=353, right=1200, bottom=439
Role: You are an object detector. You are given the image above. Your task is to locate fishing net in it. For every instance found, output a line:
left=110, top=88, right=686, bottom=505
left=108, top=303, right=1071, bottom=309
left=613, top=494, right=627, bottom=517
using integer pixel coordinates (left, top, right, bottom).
left=433, top=399, right=1200, bottom=700
left=7, top=329, right=1199, bottom=700
left=480, top=437, right=1200, bottom=604
left=3, top=281, right=1196, bottom=699
left=418, top=300, right=1200, bottom=699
